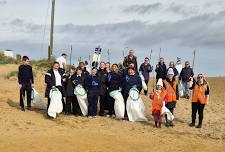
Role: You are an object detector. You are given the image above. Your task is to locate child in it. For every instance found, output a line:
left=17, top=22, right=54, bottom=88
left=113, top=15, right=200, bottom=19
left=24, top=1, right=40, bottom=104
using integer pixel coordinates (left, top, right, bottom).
left=85, top=67, right=101, bottom=118
left=64, top=66, right=77, bottom=115
left=150, top=78, right=167, bottom=128
left=18, top=56, right=34, bottom=111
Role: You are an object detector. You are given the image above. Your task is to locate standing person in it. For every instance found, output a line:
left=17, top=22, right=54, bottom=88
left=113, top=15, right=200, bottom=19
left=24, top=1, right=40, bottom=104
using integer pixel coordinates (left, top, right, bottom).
left=85, top=67, right=101, bottom=118
left=56, top=53, right=67, bottom=72
left=45, top=62, right=65, bottom=112
left=150, top=78, right=167, bottom=128
left=163, top=68, right=179, bottom=127
left=167, top=61, right=179, bottom=79
left=18, top=56, right=34, bottom=111
left=139, top=57, right=153, bottom=95
left=107, top=64, right=122, bottom=117
left=155, top=57, right=167, bottom=81
left=63, top=66, right=78, bottom=115
left=72, top=67, right=85, bottom=116
left=84, top=61, right=90, bottom=73
left=105, top=62, right=111, bottom=73
left=175, top=57, right=182, bottom=75
left=122, top=67, right=142, bottom=118
left=189, top=74, right=210, bottom=128
left=123, top=50, right=138, bottom=72
left=79, top=62, right=89, bottom=81
left=97, top=62, right=108, bottom=116
left=179, top=61, right=194, bottom=99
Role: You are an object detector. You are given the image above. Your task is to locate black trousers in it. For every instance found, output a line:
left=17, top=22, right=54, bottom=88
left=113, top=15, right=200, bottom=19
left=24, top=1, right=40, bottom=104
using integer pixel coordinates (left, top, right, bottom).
left=88, top=91, right=99, bottom=116
left=144, top=80, right=149, bottom=95
left=65, top=96, right=81, bottom=114
left=20, top=83, right=32, bottom=108
left=192, top=101, right=205, bottom=125
left=165, top=102, right=176, bottom=122
left=99, top=93, right=107, bottom=115
left=108, top=96, right=115, bottom=115
left=123, top=93, right=129, bottom=117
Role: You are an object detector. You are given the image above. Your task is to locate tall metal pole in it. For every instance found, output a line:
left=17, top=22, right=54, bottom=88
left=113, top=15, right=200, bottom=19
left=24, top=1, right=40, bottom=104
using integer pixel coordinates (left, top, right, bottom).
left=49, top=0, right=55, bottom=60
left=192, top=50, right=196, bottom=70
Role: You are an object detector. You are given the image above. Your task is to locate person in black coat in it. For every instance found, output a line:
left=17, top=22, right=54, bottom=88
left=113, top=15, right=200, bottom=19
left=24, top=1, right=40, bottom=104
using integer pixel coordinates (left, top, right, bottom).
left=18, top=56, right=34, bottom=111
left=123, top=50, right=138, bottom=72
left=179, top=61, right=194, bottom=99
left=85, top=67, right=101, bottom=118
left=122, top=67, right=142, bottom=117
left=107, top=64, right=122, bottom=116
left=45, top=62, right=66, bottom=112
left=63, top=66, right=82, bottom=115
left=139, top=57, right=153, bottom=95
left=97, top=62, right=108, bottom=116
left=155, top=57, right=167, bottom=81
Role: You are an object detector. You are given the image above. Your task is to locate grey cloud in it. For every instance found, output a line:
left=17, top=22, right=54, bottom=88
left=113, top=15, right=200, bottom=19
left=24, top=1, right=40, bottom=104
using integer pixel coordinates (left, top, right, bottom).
left=123, top=3, right=162, bottom=14
left=0, top=0, right=7, bottom=5
left=166, top=3, right=200, bottom=16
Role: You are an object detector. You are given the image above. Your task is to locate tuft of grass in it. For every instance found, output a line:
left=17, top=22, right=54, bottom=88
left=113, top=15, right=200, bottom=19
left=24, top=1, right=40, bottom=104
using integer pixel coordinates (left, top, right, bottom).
left=0, top=53, right=17, bottom=64
left=5, top=71, right=18, bottom=79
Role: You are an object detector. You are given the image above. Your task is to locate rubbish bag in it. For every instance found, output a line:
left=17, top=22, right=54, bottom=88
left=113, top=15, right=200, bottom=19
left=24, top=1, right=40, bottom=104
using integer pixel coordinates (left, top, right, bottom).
left=139, top=73, right=148, bottom=91
left=31, top=88, right=47, bottom=110
left=74, top=85, right=88, bottom=116
left=48, top=87, right=63, bottom=118
left=178, top=82, right=184, bottom=97
left=109, top=89, right=125, bottom=119
left=126, top=88, right=147, bottom=122
left=161, top=104, right=174, bottom=121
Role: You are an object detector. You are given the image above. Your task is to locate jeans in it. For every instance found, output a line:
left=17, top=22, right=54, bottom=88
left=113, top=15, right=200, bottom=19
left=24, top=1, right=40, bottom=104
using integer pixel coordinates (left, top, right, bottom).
left=182, top=82, right=190, bottom=97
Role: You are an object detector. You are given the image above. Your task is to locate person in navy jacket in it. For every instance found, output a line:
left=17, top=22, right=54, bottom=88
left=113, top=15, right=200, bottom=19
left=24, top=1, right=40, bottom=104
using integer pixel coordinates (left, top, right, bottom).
left=107, top=64, right=123, bottom=116
left=122, top=67, right=142, bottom=117
left=85, top=67, right=101, bottom=118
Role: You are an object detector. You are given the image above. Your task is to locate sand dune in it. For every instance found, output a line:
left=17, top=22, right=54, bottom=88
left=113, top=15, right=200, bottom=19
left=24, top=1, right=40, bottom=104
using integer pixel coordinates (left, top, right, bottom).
left=0, top=64, right=224, bottom=152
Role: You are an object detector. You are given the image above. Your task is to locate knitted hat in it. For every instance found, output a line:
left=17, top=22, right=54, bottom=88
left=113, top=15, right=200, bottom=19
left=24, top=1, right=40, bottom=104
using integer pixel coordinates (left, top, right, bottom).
left=157, top=78, right=163, bottom=87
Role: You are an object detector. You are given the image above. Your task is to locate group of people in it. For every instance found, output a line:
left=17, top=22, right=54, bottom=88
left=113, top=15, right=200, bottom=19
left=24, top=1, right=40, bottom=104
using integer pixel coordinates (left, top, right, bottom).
left=18, top=49, right=210, bottom=128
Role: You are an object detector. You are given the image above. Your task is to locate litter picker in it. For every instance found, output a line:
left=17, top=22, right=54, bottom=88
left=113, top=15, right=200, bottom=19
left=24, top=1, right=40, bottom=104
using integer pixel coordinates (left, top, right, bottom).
left=192, top=50, right=196, bottom=70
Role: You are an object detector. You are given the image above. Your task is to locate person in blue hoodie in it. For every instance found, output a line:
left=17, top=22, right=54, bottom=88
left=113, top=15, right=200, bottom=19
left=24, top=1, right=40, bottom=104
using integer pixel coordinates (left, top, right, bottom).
left=122, top=67, right=142, bottom=118
left=107, top=64, right=123, bottom=117
left=85, top=67, right=101, bottom=118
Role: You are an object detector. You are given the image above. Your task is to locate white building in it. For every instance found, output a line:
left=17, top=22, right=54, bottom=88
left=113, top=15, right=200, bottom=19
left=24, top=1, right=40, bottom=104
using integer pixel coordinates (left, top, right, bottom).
left=1, top=49, right=14, bottom=58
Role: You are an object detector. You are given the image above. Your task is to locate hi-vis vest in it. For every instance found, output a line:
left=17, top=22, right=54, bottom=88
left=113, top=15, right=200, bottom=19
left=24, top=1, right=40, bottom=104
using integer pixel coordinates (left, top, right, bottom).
left=152, top=90, right=166, bottom=111
left=192, top=84, right=207, bottom=104
left=164, top=80, right=178, bottom=102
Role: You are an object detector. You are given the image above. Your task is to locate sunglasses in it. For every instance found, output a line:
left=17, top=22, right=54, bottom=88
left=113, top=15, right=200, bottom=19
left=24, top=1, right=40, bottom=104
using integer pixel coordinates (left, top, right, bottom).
left=198, top=76, right=203, bottom=79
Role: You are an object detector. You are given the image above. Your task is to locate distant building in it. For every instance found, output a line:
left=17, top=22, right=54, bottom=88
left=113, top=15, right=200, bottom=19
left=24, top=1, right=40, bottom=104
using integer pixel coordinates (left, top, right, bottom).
left=0, top=49, right=14, bottom=58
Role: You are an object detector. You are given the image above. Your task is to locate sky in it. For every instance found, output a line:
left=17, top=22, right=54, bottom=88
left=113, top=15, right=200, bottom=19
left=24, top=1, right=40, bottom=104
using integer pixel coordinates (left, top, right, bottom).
left=0, top=0, right=225, bottom=76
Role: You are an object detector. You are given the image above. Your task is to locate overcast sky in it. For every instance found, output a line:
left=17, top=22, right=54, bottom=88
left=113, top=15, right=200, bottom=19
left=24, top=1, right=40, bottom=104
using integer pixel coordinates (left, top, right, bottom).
left=0, top=0, right=225, bottom=76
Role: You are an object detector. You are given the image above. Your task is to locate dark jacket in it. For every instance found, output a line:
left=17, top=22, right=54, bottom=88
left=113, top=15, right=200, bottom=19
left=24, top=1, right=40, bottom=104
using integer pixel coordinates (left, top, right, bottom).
left=63, top=73, right=76, bottom=97
left=97, top=68, right=108, bottom=95
left=107, top=72, right=122, bottom=92
left=72, top=74, right=85, bottom=87
left=139, top=63, right=152, bottom=81
left=85, top=75, right=101, bottom=94
left=45, top=68, right=65, bottom=98
left=155, top=62, right=167, bottom=80
left=179, top=67, right=194, bottom=82
left=123, top=55, right=138, bottom=71
left=122, top=74, right=142, bottom=94
left=18, top=64, right=34, bottom=85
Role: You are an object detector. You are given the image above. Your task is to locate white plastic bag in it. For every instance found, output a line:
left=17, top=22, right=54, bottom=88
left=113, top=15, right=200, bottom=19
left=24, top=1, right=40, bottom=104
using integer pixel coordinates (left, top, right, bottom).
left=74, top=85, right=88, bottom=116
left=109, top=90, right=125, bottom=119
left=126, top=88, right=147, bottom=122
left=161, top=105, right=174, bottom=121
left=31, top=88, right=47, bottom=110
left=178, top=82, right=184, bottom=97
left=139, top=73, right=148, bottom=91
left=48, top=88, right=63, bottom=118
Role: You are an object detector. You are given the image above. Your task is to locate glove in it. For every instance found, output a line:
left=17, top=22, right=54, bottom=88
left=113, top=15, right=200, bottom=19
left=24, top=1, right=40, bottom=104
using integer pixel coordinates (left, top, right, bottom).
left=132, top=85, right=137, bottom=88
left=92, top=81, right=99, bottom=86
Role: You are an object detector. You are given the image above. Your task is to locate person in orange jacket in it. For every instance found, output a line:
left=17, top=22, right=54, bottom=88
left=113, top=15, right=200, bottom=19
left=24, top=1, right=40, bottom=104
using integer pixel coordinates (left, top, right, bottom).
left=189, top=73, right=210, bottom=128
left=163, top=68, right=179, bottom=127
left=150, top=78, right=167, bottom=128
